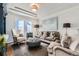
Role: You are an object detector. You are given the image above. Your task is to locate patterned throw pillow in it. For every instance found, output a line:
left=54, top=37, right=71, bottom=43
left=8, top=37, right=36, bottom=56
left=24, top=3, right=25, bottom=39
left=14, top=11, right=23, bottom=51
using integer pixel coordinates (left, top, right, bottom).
left=19, top=34, right=23, bottom=37
left=63, top=36, right=72, bottom=49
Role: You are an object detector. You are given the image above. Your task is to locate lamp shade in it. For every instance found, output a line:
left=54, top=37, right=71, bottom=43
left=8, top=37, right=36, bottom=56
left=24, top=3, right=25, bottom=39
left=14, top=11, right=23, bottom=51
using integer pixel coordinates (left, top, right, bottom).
left=34, top=24, right=39, bottom=28
left=63, top=23, right=71, bottom=28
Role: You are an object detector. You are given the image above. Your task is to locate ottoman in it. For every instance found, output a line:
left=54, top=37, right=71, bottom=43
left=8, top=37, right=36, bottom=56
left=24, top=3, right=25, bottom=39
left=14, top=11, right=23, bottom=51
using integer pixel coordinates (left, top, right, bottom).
left=27, top=38, right=41, bottom=48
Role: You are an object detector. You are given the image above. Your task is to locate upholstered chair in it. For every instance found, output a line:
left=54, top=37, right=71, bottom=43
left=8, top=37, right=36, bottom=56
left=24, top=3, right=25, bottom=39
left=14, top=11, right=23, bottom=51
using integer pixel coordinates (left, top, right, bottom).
left=11, top=29, right=26, bottom=44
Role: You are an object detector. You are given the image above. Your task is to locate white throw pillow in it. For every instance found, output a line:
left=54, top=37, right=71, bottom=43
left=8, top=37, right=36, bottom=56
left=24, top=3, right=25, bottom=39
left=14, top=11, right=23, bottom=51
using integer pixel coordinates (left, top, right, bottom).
left=61, top=34, right=67, bottom=47
left=69, top=40, right=79, bottom=51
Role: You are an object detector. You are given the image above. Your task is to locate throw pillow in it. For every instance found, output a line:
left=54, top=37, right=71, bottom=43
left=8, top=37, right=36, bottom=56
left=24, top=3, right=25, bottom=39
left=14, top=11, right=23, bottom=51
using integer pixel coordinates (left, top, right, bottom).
left=69, top=40, right=79, bottom=51
left=63, top=36, right=72, bottom=49
left=19, top=34, right=23, bottom=37
left=61, top=34, right=66, bottom=47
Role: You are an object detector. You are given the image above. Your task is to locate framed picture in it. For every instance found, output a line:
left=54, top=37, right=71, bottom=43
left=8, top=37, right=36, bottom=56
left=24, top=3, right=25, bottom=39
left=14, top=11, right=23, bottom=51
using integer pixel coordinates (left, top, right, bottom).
left=40, top=16, right=58, bottom=31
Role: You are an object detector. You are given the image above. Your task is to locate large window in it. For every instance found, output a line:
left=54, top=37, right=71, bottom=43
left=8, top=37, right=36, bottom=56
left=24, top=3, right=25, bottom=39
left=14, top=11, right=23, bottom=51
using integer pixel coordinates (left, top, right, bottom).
left=17, top=20, right=24, bottom=31
left=25, top=20, right=32, bottom=33
left=16, top=20, right=32, bottom=33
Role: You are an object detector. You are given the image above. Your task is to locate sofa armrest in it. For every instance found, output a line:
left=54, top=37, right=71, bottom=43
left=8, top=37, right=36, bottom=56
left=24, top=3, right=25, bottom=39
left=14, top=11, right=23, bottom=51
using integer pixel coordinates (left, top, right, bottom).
left=53, top=46, right=79, bottom=56
left=47, top=42, right=60, bottom=54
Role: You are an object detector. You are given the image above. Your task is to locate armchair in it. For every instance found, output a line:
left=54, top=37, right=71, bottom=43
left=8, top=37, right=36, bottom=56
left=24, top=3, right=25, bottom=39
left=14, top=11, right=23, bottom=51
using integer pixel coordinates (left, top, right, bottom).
left=11, top=29, right=26, bottom=44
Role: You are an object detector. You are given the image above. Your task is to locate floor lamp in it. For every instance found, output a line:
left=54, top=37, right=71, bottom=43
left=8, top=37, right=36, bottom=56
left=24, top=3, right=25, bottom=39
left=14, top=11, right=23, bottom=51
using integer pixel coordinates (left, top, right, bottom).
left=34, top=24, right=39, bottom=35
left=63, top=23, right=71, bottom=36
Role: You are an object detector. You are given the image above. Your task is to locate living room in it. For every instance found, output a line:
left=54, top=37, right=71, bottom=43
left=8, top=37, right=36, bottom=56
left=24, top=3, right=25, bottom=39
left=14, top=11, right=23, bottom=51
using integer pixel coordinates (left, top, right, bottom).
left=1, top=3, right=79, bottom=56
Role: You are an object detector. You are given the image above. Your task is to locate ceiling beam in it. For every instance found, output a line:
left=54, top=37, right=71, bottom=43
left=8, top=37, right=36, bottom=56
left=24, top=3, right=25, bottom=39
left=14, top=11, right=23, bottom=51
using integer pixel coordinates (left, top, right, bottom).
left=15, top=6, right=37, bottom=16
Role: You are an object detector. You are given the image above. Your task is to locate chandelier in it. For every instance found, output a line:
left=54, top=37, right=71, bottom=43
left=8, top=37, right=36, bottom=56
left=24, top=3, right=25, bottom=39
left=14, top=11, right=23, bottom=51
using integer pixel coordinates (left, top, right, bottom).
left=31, top=3, right=39, bottom=12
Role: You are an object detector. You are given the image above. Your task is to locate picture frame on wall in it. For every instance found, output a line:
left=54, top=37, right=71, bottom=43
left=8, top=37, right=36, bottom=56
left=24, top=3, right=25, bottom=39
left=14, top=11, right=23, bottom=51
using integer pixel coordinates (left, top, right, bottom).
left=40, top=16, right=58, bottom=31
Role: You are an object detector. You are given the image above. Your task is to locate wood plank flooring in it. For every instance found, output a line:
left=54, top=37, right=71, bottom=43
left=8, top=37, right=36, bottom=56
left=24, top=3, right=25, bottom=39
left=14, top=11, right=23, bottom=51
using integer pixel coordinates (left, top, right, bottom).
left=6, top=43, right=48, bottom=56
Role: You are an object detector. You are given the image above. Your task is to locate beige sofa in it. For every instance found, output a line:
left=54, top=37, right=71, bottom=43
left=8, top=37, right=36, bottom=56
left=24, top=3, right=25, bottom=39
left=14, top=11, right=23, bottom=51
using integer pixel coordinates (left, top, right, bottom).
left=52, top=45, right=79, bottom=56
left=47, top=40, right=79, bottom=56
left=47, top=42, right=61, bottom=55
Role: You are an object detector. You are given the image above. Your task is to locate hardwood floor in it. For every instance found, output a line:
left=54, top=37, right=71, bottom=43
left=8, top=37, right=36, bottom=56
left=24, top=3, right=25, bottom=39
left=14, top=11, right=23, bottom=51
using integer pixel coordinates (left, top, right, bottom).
left=6, top=43, right=48, bottom=56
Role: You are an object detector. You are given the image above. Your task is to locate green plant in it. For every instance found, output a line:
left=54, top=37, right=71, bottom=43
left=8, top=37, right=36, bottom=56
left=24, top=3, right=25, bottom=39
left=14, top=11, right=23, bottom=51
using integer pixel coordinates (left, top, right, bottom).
left=0, top=35, right=7, bottom=56
left=0, top=35, right=6, bottom=47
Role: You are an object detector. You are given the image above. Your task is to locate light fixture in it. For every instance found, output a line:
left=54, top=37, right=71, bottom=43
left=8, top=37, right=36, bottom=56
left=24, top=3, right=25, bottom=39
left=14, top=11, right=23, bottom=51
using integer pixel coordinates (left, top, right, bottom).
left=31, top=3, right=39, bottom=12
left=63, top=23, right=71, bottom=36
left=34, top=24, right=40, bottom=35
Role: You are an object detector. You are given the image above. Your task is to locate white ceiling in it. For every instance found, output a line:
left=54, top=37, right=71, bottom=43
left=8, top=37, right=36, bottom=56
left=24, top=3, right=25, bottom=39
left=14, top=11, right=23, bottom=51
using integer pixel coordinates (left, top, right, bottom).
left=7, top=3, right=79, bottom=19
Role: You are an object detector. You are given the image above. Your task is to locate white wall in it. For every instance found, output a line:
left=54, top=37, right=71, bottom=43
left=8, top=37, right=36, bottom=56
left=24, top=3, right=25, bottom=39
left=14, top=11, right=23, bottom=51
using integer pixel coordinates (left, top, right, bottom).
left=59, top=6, right=79, bottom=30
left=40, top=5, right=79, bottom=40
left=58, top=6, right=79, bottom=41
left=6, top=12, right=17, bottom=43
left=6, top=12, right=37, bottom=43
left=58, top=5, right=79, bottom=36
